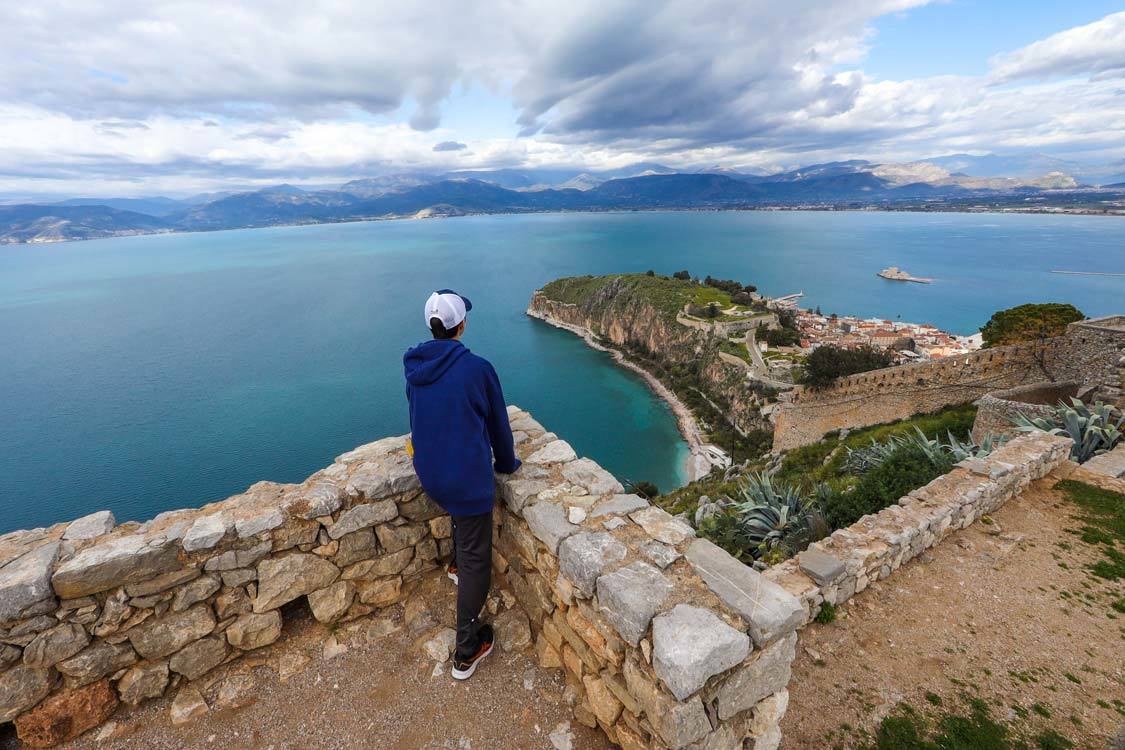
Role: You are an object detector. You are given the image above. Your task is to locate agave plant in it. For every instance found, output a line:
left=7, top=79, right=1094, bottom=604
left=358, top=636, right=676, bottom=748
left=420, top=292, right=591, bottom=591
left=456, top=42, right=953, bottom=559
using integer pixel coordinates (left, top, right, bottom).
left=732, top=473, right=821, bottom=557
left=844, top=435, right=905, bottom=475
left=1011, top=398, right=1124, bottom=463
left=845, top=427, right=1002, bottom=474
left=945, top=431, right=1004, bottom=462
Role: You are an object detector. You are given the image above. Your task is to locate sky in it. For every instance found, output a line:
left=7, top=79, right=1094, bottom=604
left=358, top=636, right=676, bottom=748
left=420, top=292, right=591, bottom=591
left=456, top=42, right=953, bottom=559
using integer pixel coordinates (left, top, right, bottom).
left=1, top=1, right=1123, bottom=198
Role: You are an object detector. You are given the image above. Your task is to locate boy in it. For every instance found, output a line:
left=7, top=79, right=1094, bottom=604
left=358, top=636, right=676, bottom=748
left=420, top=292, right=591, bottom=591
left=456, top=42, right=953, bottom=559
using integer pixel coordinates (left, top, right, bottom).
left=403, top=289, right=521, bottom=679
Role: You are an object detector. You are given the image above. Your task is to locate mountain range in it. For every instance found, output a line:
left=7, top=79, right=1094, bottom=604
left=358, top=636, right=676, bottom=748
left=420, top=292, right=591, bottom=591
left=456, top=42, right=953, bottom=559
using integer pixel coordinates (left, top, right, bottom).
left=2, top=157, right=1123, bottom=244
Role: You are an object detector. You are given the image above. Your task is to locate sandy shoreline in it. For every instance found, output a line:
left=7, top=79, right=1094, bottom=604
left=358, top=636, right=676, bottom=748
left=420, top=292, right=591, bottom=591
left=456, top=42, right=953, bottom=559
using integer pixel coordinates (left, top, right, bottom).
left=527, top=306, right=716, bottom=482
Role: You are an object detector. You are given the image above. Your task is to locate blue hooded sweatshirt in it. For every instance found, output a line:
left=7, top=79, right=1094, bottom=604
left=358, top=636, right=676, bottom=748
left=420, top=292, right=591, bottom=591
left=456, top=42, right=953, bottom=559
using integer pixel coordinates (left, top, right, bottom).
left=403, top=339, right=521, bottom=517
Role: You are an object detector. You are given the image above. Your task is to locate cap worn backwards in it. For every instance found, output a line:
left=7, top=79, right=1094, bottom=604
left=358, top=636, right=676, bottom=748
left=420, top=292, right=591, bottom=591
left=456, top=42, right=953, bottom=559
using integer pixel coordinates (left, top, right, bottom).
left=424, top=289, right=473, bottom=330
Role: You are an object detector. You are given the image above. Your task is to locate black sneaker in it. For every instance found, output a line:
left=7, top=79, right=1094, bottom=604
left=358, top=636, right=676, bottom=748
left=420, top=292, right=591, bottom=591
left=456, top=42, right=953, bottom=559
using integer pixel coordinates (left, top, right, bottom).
left=451, top=624, right=494, bottom=681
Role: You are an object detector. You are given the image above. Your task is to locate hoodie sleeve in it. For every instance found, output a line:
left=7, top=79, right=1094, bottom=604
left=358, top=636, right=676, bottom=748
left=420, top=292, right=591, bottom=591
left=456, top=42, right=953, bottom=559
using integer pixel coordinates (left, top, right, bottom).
left=481, top=361, right=521, bottom=474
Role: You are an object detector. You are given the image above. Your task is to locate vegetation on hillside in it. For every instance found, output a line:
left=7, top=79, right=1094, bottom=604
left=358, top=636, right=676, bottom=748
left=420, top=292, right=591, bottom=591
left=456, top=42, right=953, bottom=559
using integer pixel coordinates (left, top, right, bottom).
left=539, top=273, right=697, bottom=321
left=660, top=405, right=983, bottom=563
left=802, top=344, right=896, bottom=388
left=979, top=303, right=1084, bottom=348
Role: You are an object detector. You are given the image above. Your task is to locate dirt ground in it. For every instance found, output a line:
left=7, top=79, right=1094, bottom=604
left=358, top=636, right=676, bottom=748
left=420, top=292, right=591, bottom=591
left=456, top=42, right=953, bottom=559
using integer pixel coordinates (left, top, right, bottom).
left=14, top=572, right=610, bottom=750
left=781, top=474, right=1125, bottom=749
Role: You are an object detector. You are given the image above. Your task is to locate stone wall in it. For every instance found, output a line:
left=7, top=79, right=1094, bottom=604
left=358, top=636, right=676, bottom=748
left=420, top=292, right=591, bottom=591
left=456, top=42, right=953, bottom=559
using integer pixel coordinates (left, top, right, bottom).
left=494, top=407, right=804, bottom=750
left=0, top=408, right=805, bottom=749
left=970, top=381, right=1082, bottom=443
left=0, top=431, right=451, bottom=746
left=762, top=432, right=1072, bottom=624
left=773, top=316, right=1125, bottom=451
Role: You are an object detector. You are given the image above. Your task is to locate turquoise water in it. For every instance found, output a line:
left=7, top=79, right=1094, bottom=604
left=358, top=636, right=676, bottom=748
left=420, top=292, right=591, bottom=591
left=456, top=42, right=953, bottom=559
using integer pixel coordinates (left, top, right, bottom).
left=1, top=211, right=1123, bottom=533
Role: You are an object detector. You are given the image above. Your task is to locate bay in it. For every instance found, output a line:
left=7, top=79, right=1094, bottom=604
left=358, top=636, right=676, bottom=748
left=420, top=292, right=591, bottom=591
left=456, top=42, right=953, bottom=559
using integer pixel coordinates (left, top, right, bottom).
left=1, top=210, right=1123, bottom=533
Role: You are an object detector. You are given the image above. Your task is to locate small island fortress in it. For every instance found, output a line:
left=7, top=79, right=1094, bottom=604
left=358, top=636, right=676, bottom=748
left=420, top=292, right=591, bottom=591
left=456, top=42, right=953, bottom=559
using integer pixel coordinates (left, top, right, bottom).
left=877, top=266, right=933, bottom=283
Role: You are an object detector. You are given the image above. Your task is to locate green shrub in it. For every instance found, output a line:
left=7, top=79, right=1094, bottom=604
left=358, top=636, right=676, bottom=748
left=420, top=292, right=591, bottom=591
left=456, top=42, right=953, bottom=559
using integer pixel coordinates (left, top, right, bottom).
left=802, top=344, right=895, bottom=389
left=980, top=302, right=1084, bottom=348
left=823, top=443, right=953, bottom=529
left=763, top=327, right=801, bottom=347
left=699, top=511, right=757, bottom=563
left=814, top=601, right=836, bottom=623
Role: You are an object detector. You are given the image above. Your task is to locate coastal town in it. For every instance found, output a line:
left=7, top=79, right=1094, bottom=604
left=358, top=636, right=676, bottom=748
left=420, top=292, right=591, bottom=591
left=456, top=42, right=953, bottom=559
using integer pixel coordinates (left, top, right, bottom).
left=788, top=306, right=981, bottom=360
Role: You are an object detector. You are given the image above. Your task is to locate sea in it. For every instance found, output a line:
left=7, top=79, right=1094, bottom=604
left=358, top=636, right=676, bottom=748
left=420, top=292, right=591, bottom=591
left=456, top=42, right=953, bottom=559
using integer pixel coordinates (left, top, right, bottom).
left=2, top=210, right=1123, bottom=534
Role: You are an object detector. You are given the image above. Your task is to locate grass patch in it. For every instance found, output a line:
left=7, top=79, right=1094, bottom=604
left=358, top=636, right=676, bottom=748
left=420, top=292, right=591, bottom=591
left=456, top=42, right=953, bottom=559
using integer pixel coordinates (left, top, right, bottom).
left=1055, top=480, right=1125, bottom=583
left=1034, top=730, right=1073, bottom=750
left=849, top=696, right=1082, bottom=750
left=856, top=699, right=1009, bottom=750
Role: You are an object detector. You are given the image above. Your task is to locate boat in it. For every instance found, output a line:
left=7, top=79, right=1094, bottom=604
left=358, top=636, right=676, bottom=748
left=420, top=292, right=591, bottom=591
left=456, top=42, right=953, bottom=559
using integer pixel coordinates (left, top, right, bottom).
left=878, top=266, right=933, bottom=283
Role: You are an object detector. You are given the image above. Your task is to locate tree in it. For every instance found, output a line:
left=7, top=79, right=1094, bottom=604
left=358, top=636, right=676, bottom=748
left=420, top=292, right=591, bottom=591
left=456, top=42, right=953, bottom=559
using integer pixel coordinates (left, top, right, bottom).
left=763, top=327, right=800, bottom=347
left=645, top=269, right=655, bottom=276
left=705, top=302, right=720, bottom=318
left=672, top=270, right=691, bottom=280
left=802, top=345, right=895, bottom=389
left=979, top=303, right=1084, bottom=348
left=731, top=291, right=754, bottom=305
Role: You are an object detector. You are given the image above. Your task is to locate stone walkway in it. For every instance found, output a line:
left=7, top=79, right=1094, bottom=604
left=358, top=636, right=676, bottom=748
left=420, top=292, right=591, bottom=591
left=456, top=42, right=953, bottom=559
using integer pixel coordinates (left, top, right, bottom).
left=8, top=572, right=611, bottom=750
left=779, top=472, right=1125, bottom=749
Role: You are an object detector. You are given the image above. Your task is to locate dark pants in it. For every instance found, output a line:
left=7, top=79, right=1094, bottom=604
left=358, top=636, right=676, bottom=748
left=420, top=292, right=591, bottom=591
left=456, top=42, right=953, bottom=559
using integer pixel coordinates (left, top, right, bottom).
left=450, top=511, right=492, bottom=661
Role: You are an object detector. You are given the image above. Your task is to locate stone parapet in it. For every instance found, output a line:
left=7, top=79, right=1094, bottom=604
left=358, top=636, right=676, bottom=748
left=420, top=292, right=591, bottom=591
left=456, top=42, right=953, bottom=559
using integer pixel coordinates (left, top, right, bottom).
left=0, top=432, right=448, bottom=744
left=496, top=406, right=801, bottom=750
left=1, top=409, right=802, bottom=749
left=763, top=432, right=1072, bottom=624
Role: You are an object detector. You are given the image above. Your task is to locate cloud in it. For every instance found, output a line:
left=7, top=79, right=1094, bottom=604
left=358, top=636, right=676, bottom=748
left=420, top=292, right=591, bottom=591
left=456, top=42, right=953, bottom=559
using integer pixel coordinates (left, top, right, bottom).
left=432, top=141, right=468, bottom=152
left=0, top=2, right=1122, bottom=195
left=989, top=12, right=1125, bottom=82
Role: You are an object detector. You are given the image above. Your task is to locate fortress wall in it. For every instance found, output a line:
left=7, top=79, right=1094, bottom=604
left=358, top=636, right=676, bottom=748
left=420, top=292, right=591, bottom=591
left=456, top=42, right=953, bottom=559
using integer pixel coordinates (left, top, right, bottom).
left=772, top=317, right=1125, bottom=451
left=0, top=408, right=805, bottom=750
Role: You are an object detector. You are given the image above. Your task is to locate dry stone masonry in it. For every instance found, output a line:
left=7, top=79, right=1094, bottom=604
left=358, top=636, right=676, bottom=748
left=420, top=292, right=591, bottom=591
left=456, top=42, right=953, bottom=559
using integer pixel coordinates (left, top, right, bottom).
left=762, top=431, right=1073, bottom=624
left=0, top=408, right=1077, bottom=749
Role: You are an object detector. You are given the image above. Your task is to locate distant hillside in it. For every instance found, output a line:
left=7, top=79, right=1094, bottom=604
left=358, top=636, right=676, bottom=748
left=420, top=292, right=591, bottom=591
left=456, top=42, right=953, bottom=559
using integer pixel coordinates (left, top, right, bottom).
left=0, top=205, right=170, bottom=244
left=55, top=196, right=189, bottom=217
left=4, top=159, right=1124, bottom=245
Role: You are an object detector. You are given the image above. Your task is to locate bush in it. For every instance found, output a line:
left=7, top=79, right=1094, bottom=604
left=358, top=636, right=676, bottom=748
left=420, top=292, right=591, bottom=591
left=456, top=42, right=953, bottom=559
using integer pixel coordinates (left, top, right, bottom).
left=699, top=512, right=758, bottom=563
left=703, top=276, right=756, bottom=296
left=823, top=443, right=953, bottom=529
left=763, top=327, right=801, bottom=347
left=731, top=291, right=755, bottom=305
left=979, top=302, right=1084, bottom=348
left=632, top=481, right=660, bottom=499
left=802, top=345, right=895, bottom=389
left=672, top=270, right=691, bottom=280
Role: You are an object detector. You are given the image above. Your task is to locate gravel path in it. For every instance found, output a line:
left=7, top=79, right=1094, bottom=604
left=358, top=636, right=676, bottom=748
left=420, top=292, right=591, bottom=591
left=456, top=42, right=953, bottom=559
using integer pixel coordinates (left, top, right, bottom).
left=781, top=473, right=1125, bottom=748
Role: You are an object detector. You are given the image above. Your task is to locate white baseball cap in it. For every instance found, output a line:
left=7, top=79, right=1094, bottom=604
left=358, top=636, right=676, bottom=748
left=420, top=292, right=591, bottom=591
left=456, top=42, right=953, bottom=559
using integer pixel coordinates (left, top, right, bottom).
left=424, top=288, right=473, bottom=330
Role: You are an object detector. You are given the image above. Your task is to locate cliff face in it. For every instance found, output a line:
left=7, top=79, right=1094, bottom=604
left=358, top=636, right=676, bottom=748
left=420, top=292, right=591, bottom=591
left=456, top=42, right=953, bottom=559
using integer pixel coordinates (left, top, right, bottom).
left=528, top=275, right=768, bottom=432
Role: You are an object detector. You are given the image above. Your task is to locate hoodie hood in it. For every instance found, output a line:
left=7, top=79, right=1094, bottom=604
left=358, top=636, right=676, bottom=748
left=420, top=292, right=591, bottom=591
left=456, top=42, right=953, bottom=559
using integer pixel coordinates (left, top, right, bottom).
left=404, top=339, right=471, bottom=386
